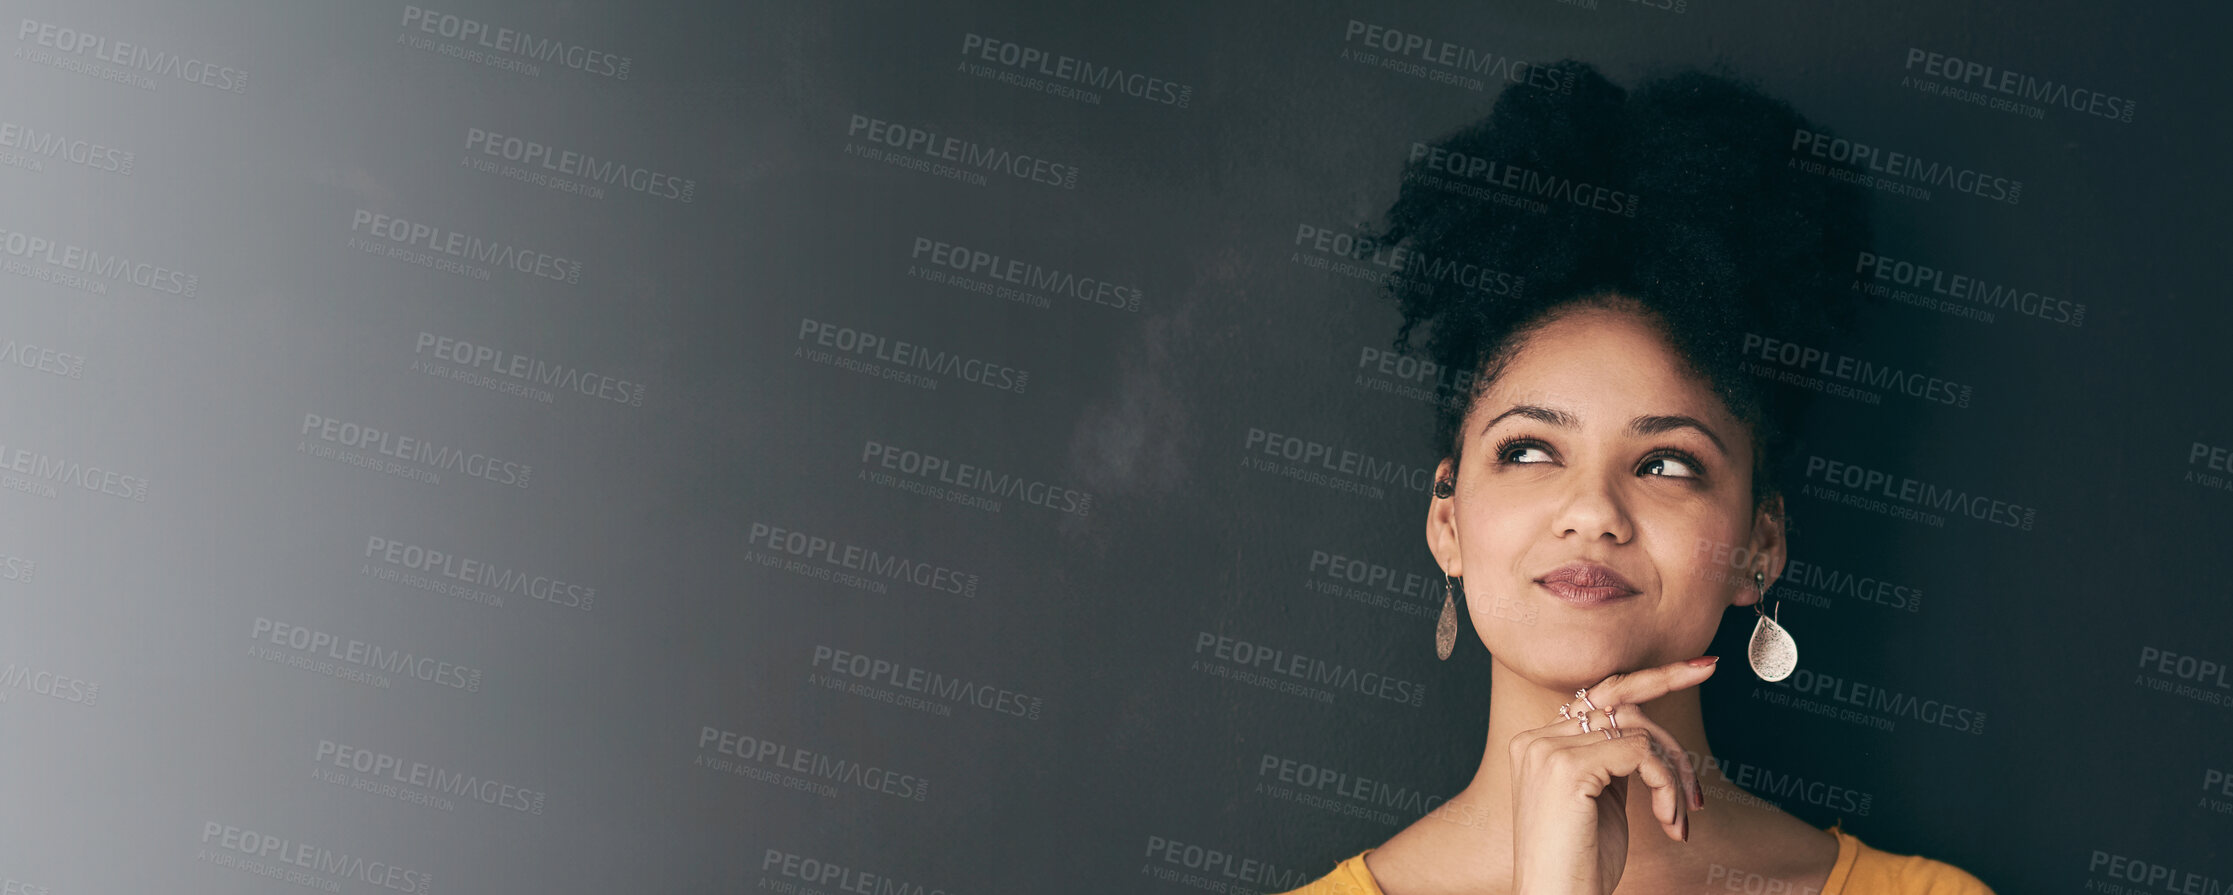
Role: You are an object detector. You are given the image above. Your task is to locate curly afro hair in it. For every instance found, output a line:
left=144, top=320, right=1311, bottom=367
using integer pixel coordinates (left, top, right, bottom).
left=1371, top=59, right=1874, bottom=512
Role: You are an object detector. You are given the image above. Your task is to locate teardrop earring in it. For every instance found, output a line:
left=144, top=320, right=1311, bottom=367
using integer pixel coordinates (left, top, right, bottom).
left=1432, top=474, right=1460, bottom=660
left=1747, top=568, right=1798, bottom=681
left=1436, top=573, right=1463, bottom=660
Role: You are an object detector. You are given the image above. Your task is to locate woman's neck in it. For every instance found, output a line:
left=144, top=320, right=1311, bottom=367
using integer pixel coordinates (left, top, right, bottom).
left=1365, top=658, right=1837, bottom=895
left=1433, top=656, right=1726, bottom=875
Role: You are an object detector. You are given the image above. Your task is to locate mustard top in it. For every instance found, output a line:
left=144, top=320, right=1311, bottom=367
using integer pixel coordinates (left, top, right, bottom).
left=1274, top=821, right=1996, bottom=894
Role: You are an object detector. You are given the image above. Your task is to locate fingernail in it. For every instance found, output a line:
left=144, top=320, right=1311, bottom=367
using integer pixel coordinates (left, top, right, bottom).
left=1691, top=783, right=1705, bottom=811
left=1680, top=815, right=1690, bottom=843
left=1686, top=655, right=1719, bottom=667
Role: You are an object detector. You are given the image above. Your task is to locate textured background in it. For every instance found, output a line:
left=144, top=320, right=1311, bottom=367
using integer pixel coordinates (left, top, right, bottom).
left=1, top=1, right=2227, bottom=893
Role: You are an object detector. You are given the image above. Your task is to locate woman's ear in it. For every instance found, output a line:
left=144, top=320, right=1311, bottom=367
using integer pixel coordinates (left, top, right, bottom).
left=1427, top=455, right=1461, bottom=576
left=1734, top=492, right=1789, bottom=607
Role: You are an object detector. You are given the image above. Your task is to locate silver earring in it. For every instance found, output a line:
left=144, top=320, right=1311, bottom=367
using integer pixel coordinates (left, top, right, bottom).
left=1436, top=573, right=1462, bottom=660
left=1747, top=569, right=1797, bottom=681
left=1431, top=477, right=1459, bottom=658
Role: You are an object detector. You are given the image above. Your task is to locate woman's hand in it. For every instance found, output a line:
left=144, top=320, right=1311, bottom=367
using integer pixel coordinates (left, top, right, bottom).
left=1508, top=656, right=1718, bottom=895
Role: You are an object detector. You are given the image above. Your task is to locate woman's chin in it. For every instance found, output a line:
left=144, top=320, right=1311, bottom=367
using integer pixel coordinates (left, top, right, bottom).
left=1498, top=644, right=1645, bottom=693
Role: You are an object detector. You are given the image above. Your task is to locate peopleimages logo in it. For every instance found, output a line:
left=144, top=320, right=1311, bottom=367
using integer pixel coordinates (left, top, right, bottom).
left=1193, top=630, right=1428, bottom=708
left=747, top=521, right=981, bottom=597
left=363, top=536, right=595, bottom=611
left=797, top=317, right=1030, bottom=394
left=399, top=6, right=631, bottom=80
left=1242, top=425, right=1435, bottom=499
left=958, top=33, right=1192, bottom=108
left=1307, top=549, right=1438, bottom=604
left=197, top=821, right=432, bottom=894
left=699, top=726, right=930, bottom=801
left=810, top=644, right=1045, bottom=720
left=1853, top=250, right=2086, bottom=328
left=299, top=412, right=532, bottom=489
left=2137, top=646, right=2232, bottom=689
left=1763, top=667, right=1987, bottom=735
left=0, top=546, right=33, bottom=584
left=1803, top=455, right=2037, bottom=531
left=1291, top=223, right=1525, bottom=298
left=1142, top=835, right=1311, bottom=893
left=1407, top=142, right=1640, bottom=217
left=0, top=117, right=135, bottom=176
left=2134, top=645, right=2232, bottom=710
left=1699, top=542, right=1921, bottom=613
left=0, top=435, right=150, bottom=502
left=1340, top=20, right=1575, bottom=95
left=462, top=127, right=694, bottom=202
left=909, top=236, right=1143, bottom=313
left=1354, top=344, right=1472, bottom=410
left=249, top=617, right=484, bottom=692
left=2086, top=850, right=2224, bottom=895
left=1258, top=753, right=1447, bottom=823
left=347, top=209, right=581, bottom=285
left=313, top=739, right=547, bottom=814
left=16, top=18, right=248, bottom=93
left=1684, top=748, right=1875, bottom=816
left=0, top=333, right=86, bottom=380
left=413, top=331, right=646, bottom=408
left=859, top=438, right=1092, bottom=517
left=0, top=656, right=99, bottom=706
left=2202, top=767, right=2233, bottom=813
left=2187, top=442, right=2233, bottom=478
left=1739, top=332, right=1974, bottom=408
left=844, top=113, right=1080, bottom=190
left=1790, top=128, right=2022, bottom=205
left=0, top=225, right=199, bottom=297
left=1903, top=48, right=2136, bottom=123
left=760, top=850, right=947, bottom=895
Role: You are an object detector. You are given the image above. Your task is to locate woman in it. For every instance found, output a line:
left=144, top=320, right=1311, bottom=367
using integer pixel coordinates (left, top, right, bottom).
left=1277, top=62, right=1995, bottom=894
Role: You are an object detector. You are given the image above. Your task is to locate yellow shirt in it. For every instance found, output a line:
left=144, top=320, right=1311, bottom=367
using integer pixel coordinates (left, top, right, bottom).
left=1273, top=821, right=1996, bottom=894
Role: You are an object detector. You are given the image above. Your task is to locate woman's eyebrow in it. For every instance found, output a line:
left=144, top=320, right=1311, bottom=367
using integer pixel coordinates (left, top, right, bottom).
left=1631, top=414, right=1729, bottom=456
left=1480, top=404, right=1729, bottom=457
left=1480, top=404, right=1576, bottom=434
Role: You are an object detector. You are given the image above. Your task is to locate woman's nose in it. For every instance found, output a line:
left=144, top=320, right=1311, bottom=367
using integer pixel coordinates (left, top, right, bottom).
left=1554, top=468, right=1635, bottom=544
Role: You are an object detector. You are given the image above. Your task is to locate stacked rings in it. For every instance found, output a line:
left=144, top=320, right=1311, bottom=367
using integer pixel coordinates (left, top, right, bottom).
left=1557, top=689, right=1621, bottom=740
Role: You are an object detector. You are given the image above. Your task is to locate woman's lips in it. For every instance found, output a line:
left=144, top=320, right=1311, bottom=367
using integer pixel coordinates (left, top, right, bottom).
left=1536, top=580, right=1640, bottom=606
left=1535, top=561, right=1641, bottom=606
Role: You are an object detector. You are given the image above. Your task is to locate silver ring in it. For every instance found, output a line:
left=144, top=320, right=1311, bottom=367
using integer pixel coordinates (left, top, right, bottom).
left=1603, top=728, right=1616, bottom=740
left=1575, top=689, right=1600, bottom=713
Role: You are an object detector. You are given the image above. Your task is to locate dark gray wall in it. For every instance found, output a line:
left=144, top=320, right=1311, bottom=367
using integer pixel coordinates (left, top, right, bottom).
left=1, top=1, right=2226, bottom=893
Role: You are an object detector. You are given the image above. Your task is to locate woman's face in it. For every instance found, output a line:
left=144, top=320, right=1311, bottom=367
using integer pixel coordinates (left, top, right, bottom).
left=1427, top=302, right=1784, bottom=692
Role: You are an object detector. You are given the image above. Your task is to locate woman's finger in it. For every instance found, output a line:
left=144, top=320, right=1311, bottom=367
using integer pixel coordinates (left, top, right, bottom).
left=1532, top=698, right=1613, bottom=736
left=1605, top=705, right=1704, bottom=813
left=1579, top=655, right=1720, bottom=709
left=1554, top=723, right=1688, bottom=839
left=1543, top=698, right=1685, bottom=799
left=1543, top=726, right=1685, bottom=842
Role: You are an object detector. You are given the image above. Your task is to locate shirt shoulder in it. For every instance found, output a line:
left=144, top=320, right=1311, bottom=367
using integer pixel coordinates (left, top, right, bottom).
left=1276, top=834, right=1992, bottom=895
left=1273, top=848, right=1383, bottom=895
left=1839, top=829, right=1998, bottom=895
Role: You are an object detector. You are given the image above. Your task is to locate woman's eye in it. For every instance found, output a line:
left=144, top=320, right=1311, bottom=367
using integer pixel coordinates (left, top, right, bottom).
left=1641, top=454, right=1699, bottom=478
left=1504, top=444, right=1553, bottom=464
